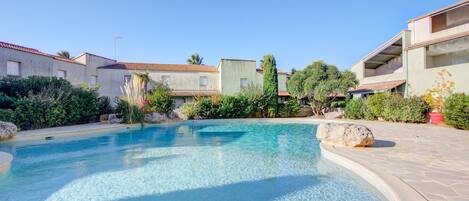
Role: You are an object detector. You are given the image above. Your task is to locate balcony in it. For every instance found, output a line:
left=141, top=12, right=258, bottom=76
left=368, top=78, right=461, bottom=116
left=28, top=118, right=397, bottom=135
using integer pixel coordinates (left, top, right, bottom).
left=364, top=37, right=404, bottom=78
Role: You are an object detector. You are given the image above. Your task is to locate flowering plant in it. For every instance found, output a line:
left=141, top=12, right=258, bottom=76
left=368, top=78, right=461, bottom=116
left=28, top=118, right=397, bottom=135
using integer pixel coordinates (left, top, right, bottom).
left=422, top=69, right=454, bottom=113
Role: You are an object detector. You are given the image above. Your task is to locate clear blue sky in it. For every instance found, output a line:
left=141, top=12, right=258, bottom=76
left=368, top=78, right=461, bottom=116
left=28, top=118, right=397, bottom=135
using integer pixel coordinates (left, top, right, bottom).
left=0, top=0, right=461, bottom=72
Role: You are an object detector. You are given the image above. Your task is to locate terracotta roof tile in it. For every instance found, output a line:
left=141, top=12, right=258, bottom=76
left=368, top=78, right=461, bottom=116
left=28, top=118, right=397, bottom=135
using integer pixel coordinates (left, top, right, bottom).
left=98, top=62, right=219, bottom=73
left=0, top=41, right=85, bottom=65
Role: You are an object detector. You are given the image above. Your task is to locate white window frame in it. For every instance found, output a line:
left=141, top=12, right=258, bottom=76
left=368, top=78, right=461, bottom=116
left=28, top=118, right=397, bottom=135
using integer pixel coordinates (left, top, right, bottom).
left=90, top=75, right=98, bottom=86
left=240, top=78, right=248, bottom=88
left=161, top=75, right=170, bottom=86
left=57, top=70, right=67, bottom=79
left=199, top=76, right=208, bottom=87
left=6, top=61, right=20, bottom=76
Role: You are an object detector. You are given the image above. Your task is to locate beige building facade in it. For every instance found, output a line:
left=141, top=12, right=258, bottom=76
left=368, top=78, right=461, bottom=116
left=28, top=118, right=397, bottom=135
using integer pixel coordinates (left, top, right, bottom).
left=0, top=41, right=289, bottom=107
left=350, top=0, right=469, bottom=97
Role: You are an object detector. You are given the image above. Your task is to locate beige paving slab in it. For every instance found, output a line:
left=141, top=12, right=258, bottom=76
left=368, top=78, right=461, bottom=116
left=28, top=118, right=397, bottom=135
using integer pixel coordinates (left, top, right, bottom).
left=322, top=119, right=469, bottom=201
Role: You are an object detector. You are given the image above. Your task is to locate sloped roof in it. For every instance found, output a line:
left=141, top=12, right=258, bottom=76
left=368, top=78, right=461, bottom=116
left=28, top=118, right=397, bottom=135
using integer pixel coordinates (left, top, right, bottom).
left=98, top=62, right=219, bottom=73
left=0, top=41, right=85, bottom=65
left=349, top=80, right=406, bottom=93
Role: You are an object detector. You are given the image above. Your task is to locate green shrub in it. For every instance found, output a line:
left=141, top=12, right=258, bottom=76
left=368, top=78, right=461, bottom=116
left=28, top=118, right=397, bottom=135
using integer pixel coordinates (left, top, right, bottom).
left=97, top=96, right=113, bottom=115
left=64, top=88, right=101, bottom=124
left=399, top=97, right=429, bottom=123
left=1, top=76, right=72, bottom=98
left=218, top=95, right=251, bottom=118
left=13, top=96, right=67, bottom=130
left=147, top=83, right=174, bottom=113
left=115, top=99, right=144, bottom=124
left=279, top=100, right=301, bottom=117
left=0, top=95, right=15, bottom=109
left=182, top=102, right=198, bottom=120
left=344, top=98, right=366, bottom=119
left=381, top=95, right=428, bottom=123
left=366, top=93, right=391, bottom=118
left=0, top=109, right=14, bottom=122
left=196, top=98, right=219, bottom=119
left=444, top=93, right=469, bottom=130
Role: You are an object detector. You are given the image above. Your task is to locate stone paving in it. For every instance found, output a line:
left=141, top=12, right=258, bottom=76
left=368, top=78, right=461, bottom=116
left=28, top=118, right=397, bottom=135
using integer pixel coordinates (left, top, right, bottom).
left=329, top=120, right=469, bottom=201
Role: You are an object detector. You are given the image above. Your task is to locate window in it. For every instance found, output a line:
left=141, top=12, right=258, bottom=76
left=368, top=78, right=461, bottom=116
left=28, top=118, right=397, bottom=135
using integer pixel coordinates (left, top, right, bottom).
left=199, top=76, right=208, bottom=87
left=124, top=75, right=131, bottom=83
left=6, top=61, right=20, bottom=76
left=161, top=75, right=170, bottom=86
left=90, top=75, right=97, bottom=86
left=432, top=3, right=469, bottom=33
left=57, top=70, right=67, bottom=79
left=240, top=78, right=248, bottom=88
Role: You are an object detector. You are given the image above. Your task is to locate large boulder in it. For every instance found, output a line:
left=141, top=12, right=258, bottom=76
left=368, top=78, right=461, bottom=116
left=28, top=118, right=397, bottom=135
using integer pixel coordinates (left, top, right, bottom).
left=0, top=121, right=17, bottom=141
left=316, top=123, right=374, bottom=147
left=324, top=110, right=344, bottom=119
left=108, top=114, right=122, bottom=124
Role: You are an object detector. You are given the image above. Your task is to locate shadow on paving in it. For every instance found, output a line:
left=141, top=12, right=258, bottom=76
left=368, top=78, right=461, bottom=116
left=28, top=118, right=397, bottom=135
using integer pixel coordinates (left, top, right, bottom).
left=117, top=175, right=322, bottom=201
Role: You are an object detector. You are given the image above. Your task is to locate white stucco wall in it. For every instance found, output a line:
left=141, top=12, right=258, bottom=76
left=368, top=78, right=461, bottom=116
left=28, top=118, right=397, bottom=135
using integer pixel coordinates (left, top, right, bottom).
left=51, top=60, right=86, bottom=85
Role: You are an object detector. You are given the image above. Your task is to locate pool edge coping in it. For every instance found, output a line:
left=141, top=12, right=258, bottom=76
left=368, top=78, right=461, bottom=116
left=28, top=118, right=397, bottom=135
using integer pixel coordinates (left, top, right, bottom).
left=320, top=144, right=427, bottom=201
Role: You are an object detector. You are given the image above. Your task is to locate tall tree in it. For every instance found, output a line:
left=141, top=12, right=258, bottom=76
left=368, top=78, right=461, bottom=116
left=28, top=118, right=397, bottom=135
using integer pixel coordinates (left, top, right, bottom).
left=57, top=50, right=71, bottom=59
left=261, top=54, right=278, bottom=117
left=287, top=60, right=358, bottom=116
left=187, top=53, right=204, bottom=65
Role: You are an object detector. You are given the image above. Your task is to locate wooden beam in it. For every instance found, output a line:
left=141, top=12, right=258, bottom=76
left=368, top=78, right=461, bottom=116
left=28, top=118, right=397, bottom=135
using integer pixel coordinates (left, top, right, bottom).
left=365, top=60, right=386, bottom=64
left=390, top=44, right=402, bottom=48
left=377, top=53, right=401, bottom=57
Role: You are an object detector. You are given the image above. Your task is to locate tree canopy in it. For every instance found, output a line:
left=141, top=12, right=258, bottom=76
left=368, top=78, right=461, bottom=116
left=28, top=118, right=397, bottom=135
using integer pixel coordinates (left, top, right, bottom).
left=287, top=60, right=357, bottom=115
left=187, top=53, right=204, bottom=65
left=261, top=54, right=278, bottom=117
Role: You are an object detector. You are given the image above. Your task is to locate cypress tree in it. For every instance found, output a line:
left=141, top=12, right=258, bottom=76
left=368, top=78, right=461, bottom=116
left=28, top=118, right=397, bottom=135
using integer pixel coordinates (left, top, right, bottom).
left=261, top=54, right=278, bottom=117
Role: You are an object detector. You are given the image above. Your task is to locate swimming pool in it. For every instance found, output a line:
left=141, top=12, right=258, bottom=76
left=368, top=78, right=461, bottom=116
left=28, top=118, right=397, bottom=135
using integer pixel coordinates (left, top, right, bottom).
left=0, top=121, right=384, bottom=201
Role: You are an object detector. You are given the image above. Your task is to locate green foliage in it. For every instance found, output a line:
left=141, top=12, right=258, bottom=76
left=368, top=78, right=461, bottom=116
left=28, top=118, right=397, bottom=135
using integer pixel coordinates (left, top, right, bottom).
left=147, top=83, right=174, bottom=113
left=444, top=93, right=469, bottom=130
left=97, top=96, right=113, bottom=115
left=330, top=101, right=346, bottom=108
left=287, top=60, right=358, bottom=115
left=366, top=93, right=391, bottom=118
left=13, top=96, right=67, bottom=130
left=187, top=53, right=204, bottom=65
left=345, top=94, right=429, bottom=123
left=195, top=98, right=219, bottom=119
left=261, top=54, right=279, bottom=117
left=0, top=76, right=109, bottom=130
left=218, top=95, right=251, bottom=118
left=0, top=109, right=14, bottom=122
left=115, top=99, right=145, bottom=124
left=57, top=50, right=71, bottom=59
left=0, top=95, right=15, bottom=109
left=240, top=83, right=266, bottom=117
left=344, top=98, right=372, bottom=120
left=279, top=100, right=301, bottom=117
left=182, top=102, right=198, bottom=120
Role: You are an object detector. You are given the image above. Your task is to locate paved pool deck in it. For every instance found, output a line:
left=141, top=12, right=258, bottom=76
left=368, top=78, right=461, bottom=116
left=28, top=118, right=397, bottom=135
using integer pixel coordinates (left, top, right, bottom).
left=318, top=119, right=469, bottom=201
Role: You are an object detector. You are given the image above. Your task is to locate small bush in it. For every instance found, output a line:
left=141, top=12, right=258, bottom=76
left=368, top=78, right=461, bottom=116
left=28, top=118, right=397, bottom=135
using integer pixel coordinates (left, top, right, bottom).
left=0, top=95, right=15, bottom=109
left=1, top=76, right=73, bottom=98
left=147, top=83, right=174, bottom=113
left=444, top=93, right=469, bottom=130
left=366, top=93, right=391, bottom=118
left=115, top=99, right=144, bottom=124
left=345, top=98, right=367, bottom=119
left=0, top=109, right=14, bottom=122
left=382, top=95, right=428, bottom=123
left=218, top=95, right=251, bottom=118
left=196, top=98, right=219, bottom=119
left=181, top=102, right=198, bottom=120
left=97, top=96, right=113, bottom=115
left=13, top=96, right=67, bottom=130
left=279, top=100, right=301, bottom=117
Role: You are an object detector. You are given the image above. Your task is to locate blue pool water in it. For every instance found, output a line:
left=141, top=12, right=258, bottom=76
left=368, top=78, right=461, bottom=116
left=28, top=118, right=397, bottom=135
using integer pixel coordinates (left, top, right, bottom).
left=0, top=121, right=384, bottom=201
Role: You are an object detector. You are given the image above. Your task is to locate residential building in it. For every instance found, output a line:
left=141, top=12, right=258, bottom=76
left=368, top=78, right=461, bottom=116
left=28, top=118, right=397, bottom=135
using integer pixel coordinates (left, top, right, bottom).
left=0, top=41, right=290, bottom=107
left=350, top=0, right=469, bottom=97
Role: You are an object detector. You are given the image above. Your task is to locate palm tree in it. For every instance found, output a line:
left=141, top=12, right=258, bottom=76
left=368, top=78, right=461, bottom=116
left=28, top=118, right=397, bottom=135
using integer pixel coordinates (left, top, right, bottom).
left=57, top=51, right=71, bottom=59
left=187, top=53, right=204, bottom=65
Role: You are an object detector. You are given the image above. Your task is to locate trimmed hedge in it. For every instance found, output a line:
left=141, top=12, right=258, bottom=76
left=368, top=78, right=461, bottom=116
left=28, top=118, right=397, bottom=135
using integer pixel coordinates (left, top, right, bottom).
left=444, top=93, right=469, bottom=130
left=344, top=98, right=373, bottom=120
